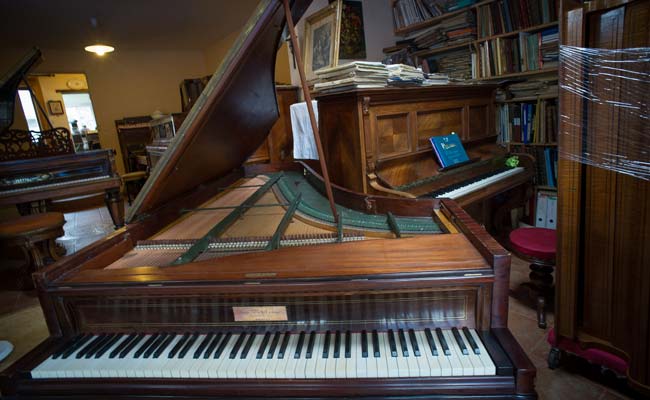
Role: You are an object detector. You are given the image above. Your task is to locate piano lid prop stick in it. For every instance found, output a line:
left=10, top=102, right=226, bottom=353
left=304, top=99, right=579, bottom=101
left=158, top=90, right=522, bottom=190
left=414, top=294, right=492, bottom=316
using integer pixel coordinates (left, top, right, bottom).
left=282, top=0, right=338, bottom=224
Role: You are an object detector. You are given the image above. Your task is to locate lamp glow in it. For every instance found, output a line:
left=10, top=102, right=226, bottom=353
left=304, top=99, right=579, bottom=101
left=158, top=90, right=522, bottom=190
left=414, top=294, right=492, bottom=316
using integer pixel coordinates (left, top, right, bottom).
left=84, top=44, right=114, bottom=56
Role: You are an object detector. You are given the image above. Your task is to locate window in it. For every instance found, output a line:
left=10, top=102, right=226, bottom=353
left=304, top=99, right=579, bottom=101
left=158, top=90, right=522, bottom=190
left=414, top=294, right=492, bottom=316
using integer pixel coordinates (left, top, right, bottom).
left=17, top=89, right=41, bottom=132
left=61, top=92, right=97, bottom=133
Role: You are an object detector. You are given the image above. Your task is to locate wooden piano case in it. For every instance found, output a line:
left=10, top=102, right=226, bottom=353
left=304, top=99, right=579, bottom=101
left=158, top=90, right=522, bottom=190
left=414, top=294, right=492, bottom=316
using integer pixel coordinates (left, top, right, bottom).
left=0, top=0, right=535, bottom=398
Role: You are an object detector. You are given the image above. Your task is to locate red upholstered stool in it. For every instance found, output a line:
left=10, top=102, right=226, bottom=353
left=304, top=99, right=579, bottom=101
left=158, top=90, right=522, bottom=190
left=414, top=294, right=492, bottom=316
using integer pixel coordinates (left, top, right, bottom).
left=509, top=227, right=556, bottom=329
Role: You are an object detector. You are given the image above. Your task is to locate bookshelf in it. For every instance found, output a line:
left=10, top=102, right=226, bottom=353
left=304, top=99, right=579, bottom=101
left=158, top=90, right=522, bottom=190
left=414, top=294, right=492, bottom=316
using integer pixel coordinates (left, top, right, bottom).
left=388, top=0, right=559, bottom=80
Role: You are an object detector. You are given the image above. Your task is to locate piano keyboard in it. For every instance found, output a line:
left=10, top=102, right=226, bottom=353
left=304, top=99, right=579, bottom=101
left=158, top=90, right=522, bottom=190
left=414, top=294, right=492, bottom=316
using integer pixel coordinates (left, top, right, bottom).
left=32, top=328, right=495, bottom=379
left=0, top=175, right=112, bottom=195
left=428, top=167, right=524, bottom=200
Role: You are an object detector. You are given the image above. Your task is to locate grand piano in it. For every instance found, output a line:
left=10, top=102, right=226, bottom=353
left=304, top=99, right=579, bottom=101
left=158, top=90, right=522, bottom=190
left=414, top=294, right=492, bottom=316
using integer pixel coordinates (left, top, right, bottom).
left=0, top=48, right=124, bottom=228
left=0, top=0, right=536, bottom=398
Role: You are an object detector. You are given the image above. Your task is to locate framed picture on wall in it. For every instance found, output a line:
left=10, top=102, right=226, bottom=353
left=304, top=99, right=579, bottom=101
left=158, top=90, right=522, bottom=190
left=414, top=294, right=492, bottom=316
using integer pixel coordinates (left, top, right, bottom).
left=339, top=0, right=366, bottom=60
left=48, top=100, right=64, bottom=115
left=303, top=1, right=341, bottom=81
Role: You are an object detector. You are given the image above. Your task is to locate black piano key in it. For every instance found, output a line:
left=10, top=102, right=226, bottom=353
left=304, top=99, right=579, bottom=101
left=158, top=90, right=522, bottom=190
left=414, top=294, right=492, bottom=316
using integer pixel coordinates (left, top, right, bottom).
left=361, top=330, right=368, bottom=358
left=203, top=332, right=222, bottom=359
left=119, top=333, right=145, bottom=359
left=266, top=332, right=281, bottom=359
left=398, top=329, right=409, bottom=357
left=76, top=334, right=107, bottom=359
left=229, top=332, right=247, bottom=359
left=463, top=327, right=480, bottom=355
left=240, top=332, right=256, bottom=359
left=61, top=334, right=94, bottom=359
left=344, top=331, right=351, bottom=358
left=408, top=329, right=421, bottom=357
left=333, top=331, right=341, bottom=358
left=143, top=333, right=168, bottom=358
left=133, top=334, right=159, bottom=359
left=178, top=333, right=199, bottom=359
left=294, top=331, right=305, bottom=359
left=322, top=330, right=331, bottom=359
left=452, top=327, right=468, bottom=355
left=193, top=333, right=214, bottom=359
left=214, top=332, right=232, bottom=359
left=278, top=332, right=291, bottom=359
left=371, top=330, right=380, bottom=357
left=153, top=334, right=176, bottom=359
left=305, top=331, right=316, bottom=359
left=53, top=335, right=83, bottom=359
left=436, top=328, right=451, bottom=356
left=387, top=329, right=398, bottom=357
left=109, top=334, right=136, bottom=359
left=168, top=333, right=190, bottom=358
left=424, top=328, right=438, bottom=356
left=94, top=334, right=121, bottom=358
left=257, top=332, right=271, bottom=359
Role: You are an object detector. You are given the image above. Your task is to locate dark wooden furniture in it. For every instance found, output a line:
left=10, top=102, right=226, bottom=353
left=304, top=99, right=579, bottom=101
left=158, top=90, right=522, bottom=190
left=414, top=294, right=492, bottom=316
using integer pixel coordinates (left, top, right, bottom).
left=115, top=116, right=152, bottom=173
left=0, top=212, right=65, bottom=289
left=0, top=127, right=75, bottom=161
left=315, top=86, right=535, bottom=234
left=554, top=0, right=650, bottom=396
left=509, top=227, right=556, bottom=329
left=0, top=0, right=535, bottom=398
left=0, top=150, right=124, bottom=228
left=246, top=85, right=299, bottom=164
left=145, top=114, right=185, bottom=169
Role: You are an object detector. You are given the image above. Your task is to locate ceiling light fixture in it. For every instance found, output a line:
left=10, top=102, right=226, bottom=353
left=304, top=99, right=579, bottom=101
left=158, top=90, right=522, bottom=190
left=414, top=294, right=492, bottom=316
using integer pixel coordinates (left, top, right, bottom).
left=84, top=44, right=114, bottom=56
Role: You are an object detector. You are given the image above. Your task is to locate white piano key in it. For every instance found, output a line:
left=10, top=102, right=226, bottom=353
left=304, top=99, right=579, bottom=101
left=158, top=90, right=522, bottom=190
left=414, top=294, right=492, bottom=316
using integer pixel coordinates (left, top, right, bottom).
left=444, top=330, right=473, bottom=376
left=304, top=333, right=322, bottom=379
left=265, top=333, right=283, bottom=379
left=279, top=333, right=297, bottom=379
left=432, top=331, right=454, bottom=376
left=470, top=329, right=496, bottom=375
left=158, top=335, right=185, bottom=378
left=380, top=332, right=397, bottom=378
left=214, top=334, right=237, bottom=379
left=437, top=168, right=524, bottom=199
left=402, top=333, right=421, bottom=377
left=416, top=331, right=439, bottom=377
left=334, top=333, right=347, bottom=379
left=226, top=333, right=247, bottom=379
left=345, top=333, right=357, bottom=378
left=355, top=333, right=368, bottom=378
left=324, top=333, right=337, bottom=379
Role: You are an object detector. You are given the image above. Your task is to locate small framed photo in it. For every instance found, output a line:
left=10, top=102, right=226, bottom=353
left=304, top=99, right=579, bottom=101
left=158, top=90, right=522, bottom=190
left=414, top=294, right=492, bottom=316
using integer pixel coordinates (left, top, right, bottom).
left=48, top=100, right=64, bottom=115
left=303, top=1, right=341, bottom=81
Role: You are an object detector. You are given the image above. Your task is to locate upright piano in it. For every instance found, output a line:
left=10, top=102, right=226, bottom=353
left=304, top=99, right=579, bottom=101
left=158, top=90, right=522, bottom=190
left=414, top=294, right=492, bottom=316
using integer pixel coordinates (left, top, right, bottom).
left=315, top=86, right=535, bottom=234
left=0, top=0, right=536, bottom=398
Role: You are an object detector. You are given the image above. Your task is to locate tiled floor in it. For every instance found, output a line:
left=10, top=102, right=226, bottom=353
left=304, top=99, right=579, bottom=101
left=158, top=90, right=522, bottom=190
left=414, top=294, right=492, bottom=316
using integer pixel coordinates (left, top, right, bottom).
left=0, top=207, right=634, bottom=399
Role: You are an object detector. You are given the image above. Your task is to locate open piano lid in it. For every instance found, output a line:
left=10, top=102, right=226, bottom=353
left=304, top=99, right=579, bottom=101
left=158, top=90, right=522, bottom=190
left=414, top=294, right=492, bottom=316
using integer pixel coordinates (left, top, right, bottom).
left=0, top=47, right=41, bottom=131
left=126, top=0, right=312, bottom=223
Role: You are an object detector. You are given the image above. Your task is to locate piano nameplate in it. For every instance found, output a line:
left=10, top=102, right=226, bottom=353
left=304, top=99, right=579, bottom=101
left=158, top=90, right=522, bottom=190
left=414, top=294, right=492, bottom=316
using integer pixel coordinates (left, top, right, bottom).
left=233, top=306, right=288, bottom=322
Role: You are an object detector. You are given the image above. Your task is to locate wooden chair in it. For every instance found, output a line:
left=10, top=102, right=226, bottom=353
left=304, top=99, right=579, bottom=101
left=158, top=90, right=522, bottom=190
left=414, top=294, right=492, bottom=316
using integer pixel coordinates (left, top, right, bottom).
left=0, top=212, right=65, bottom=289
left=508, top=227, right=557, bottom=329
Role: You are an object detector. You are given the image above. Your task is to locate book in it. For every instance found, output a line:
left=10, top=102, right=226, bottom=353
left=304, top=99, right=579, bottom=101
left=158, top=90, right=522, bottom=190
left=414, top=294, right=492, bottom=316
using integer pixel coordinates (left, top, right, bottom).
left=429, top=133, right=469, bottom=168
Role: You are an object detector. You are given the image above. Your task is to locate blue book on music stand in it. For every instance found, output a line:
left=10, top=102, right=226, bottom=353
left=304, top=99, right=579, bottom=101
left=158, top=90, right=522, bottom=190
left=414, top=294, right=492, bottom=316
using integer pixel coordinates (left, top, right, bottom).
left=430, top=133, right=470, bottom=168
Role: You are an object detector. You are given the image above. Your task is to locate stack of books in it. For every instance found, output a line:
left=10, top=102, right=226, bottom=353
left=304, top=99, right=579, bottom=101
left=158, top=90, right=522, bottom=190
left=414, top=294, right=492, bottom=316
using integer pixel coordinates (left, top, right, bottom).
left=313, top=62, right=389, bottom=93
left=423, top=72, right=450, bottom=85
left=392, top=0, right=477, bottom=30
left=411, top=11, right=476, bottom=50
left=425, top=47, right=474, bottom=80
left=540, top=27, right=559, bottom=68
left=508, top=79, right=558, bottom=98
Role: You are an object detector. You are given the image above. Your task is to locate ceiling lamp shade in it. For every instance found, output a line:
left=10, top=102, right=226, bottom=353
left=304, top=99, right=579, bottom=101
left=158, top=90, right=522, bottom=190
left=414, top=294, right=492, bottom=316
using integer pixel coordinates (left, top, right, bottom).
left=84, top=44, right=114, bottom=56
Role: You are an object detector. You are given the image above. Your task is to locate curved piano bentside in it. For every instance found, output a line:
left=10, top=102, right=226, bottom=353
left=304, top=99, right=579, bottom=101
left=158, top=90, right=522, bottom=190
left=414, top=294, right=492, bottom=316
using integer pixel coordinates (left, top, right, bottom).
left=0, top=0, right=536, bottom=398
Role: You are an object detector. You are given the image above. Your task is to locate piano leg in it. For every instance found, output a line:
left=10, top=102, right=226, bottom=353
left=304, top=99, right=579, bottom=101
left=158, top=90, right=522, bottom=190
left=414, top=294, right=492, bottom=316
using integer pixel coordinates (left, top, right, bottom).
left=104, top=188, right=125, bottom=229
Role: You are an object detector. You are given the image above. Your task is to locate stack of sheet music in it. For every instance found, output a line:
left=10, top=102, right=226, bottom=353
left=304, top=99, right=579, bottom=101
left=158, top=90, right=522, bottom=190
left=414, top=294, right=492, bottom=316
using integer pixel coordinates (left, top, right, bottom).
left=387, top=64, right=425, bottom=86
left=422, top=72, right=450, bottom=85
left=313, top=62, right=388, bottom=93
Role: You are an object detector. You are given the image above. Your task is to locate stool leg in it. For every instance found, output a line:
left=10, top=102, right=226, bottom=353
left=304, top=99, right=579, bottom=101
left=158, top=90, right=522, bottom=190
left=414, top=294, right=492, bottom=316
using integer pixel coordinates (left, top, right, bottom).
left=537, top=296, right=547, bottom=329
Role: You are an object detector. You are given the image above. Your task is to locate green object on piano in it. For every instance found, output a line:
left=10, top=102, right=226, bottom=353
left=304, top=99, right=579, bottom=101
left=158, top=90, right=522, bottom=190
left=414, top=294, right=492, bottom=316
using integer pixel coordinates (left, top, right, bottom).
left=505, top=156, right=519, bottom=168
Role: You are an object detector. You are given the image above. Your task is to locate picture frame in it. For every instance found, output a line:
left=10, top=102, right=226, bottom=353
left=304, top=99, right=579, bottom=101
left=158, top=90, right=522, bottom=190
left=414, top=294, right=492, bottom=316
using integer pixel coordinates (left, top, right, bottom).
left=48, top=100, right=64, bottom=115
left=303, top=1, right=341, bottom=82
left=339, top=0, right=366, bottom=60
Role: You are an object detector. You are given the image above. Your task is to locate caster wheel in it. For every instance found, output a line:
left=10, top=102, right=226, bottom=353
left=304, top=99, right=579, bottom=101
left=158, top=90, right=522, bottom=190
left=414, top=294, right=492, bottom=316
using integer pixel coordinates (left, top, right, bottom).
left=548, top=347, right=561, bottom=369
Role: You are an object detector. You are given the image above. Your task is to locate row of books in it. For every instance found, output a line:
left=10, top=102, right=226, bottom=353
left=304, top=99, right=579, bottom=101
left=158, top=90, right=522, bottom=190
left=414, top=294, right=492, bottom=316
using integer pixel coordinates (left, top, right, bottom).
left=497, top=99, right=558, bottom=144
left=392, top=0, right=477, bottom=30
left=477, top=27, right=558, bottom=77
left=477, top=0, right=557, bottom=38
left=510, top=144, right=558, bottom=188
